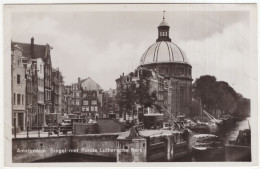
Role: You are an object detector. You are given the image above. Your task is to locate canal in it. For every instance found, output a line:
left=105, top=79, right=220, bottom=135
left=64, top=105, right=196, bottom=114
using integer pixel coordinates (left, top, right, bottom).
left=34, top=117, right=251, bottom=162
left=224, top=117, right=251, bottom=143
left=177, top=117, right=252, bottom=162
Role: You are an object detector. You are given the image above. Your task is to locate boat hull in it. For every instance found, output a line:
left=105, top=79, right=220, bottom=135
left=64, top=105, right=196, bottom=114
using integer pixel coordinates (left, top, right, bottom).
left=192, top=147, right=225, bottom=162
left=190, top=125, right=210, bottom=134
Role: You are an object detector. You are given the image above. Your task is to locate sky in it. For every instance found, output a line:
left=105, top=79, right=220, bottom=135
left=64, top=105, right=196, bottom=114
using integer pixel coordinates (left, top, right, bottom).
left=10, top=4, right=257, bottom=99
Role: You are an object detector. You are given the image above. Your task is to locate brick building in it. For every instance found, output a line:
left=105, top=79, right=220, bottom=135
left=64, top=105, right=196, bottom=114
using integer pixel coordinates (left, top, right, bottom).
left=64, top=85, right=74, bottom=115
left=102, top=88, right=119, bottom=118
left=116, top=67, right=167, bottom=121
left=11, top=44, right=26, bottom=132
left=71, top=82, right=82, bottom=114
left=70, top=77, right=103, bottom=121
left=12, top=37, right=57, bottom=126
left=35, top=57, right=45, bottom=126
left=24, top=58, right=38, bottom=128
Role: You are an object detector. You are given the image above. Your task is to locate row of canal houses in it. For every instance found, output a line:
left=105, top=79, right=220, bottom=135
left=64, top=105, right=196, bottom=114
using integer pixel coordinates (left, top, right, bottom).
left=11, top=37, right=65, bottom=132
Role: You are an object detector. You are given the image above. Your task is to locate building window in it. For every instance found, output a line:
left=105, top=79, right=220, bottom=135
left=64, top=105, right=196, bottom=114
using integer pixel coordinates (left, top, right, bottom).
left=13, top=93, right=16, bottom=105
left=22, top=95, right=24, bottom=105
left=17, top=74, right=21, bottom=84
left=83, top=100, right=88, bottom=105
left=94, top=106, right=98, bottom=112
left=82, top=106, right=85, bottom=111
left=159, top=67, right=168, bottom=74
left=17, top=94, right=21, bottom=105
left=91, top=100, right=97, bottom=105
left=40, top=65, right=42, bottom=73
left=180, top=88, right=184, bottom=105
left=178, top=68, right=184, bottom=75
left=76, top=100, right=80, bottom=105
left=76, top=92, right=80, bottom=98
left=91, top=106, right=94, bottom=111
left=86, top=106, right=89, bottom=111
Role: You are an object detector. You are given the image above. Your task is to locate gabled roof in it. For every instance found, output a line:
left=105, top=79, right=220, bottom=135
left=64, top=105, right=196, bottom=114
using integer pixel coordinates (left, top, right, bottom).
left=79, top=77, right=102, bottom=91
left=11, top=42, right=47, bottom=60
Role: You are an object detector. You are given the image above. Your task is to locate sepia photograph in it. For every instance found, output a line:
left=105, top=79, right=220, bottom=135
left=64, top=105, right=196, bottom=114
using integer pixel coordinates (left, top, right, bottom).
left=3, top=3, right=258, bottom=167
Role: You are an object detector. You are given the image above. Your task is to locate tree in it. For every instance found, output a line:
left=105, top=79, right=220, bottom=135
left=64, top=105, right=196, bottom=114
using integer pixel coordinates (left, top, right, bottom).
left=193, top=75, right=246, bottom=117
left=136, top=69, right=157, bottom=111
left=116, top=77, right=136, bottom=119
left=193, top=75, right=217, bottom=113
left=116, top=68, right=158, bottom=122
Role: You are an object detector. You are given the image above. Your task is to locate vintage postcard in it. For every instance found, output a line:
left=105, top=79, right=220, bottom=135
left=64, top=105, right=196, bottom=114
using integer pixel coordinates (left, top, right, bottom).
left=3, top=3, right=258, bottom=168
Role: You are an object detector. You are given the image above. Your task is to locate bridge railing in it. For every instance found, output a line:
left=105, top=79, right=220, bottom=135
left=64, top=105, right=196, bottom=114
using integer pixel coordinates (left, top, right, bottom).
left=12, top=125, right=73, bottom=138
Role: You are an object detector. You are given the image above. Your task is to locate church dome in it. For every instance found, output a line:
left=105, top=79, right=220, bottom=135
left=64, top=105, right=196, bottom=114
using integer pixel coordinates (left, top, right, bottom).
left=139, top=14, right=190, bottom=66
left=139, top=41, right=189, bottom=65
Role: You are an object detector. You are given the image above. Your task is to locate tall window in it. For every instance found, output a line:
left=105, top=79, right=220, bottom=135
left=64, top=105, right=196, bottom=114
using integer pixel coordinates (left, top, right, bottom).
left=91, top=100, right=97, bottom=105
left=159, top=67, right=168, bottom=74
left=76, top=92, right=80, bottom=98
left=40, top=65, right=42, bottom=73
left=178, top=68, right=184, bottom=75
left=76, top=100, right=80, bottom=105
left=17, top=74, right=20, bottom=84
left=17, top=58, right=21, bottom=66
left=17, top=94, right=21, bottom=105
left=13, top=93, right=16, bottom=105
left=83, top=100, right=88, bottom=105
left=22, top=95, right=24, bottom=105
left=180, top=88, right=184, bottom=105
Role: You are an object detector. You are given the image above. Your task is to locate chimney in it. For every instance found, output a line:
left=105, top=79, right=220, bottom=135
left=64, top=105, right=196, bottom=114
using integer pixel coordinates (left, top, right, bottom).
left=78, top=77, right=81, bottom=83
left=30, top=37, right=34, bottom=58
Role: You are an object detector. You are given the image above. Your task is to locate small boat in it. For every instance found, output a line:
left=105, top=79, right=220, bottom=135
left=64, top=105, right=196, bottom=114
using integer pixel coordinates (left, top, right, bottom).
left=192, top=134, right=225, bottom=161
left=225, top=129, right=251, bottom=161
left=190, top=121, right=210, bottom=134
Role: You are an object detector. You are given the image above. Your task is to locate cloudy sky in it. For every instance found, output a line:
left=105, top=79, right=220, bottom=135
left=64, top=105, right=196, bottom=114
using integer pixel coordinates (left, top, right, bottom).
left=10, top=4, right=257, bottom=98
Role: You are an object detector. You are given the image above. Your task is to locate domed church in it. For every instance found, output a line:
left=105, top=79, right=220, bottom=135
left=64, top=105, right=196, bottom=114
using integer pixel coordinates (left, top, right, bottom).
left=139, top=14, right=192, bottom=116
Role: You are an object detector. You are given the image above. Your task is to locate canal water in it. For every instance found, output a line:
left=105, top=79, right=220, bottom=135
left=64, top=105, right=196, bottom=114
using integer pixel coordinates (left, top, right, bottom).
left=224, top=117, right=251, bottom=143
left=186, top=117, right=252, bottom=162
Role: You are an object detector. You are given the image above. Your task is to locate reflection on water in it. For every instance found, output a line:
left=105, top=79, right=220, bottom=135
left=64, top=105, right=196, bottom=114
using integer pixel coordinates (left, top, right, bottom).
left=224, top=117, right=251, bottom=143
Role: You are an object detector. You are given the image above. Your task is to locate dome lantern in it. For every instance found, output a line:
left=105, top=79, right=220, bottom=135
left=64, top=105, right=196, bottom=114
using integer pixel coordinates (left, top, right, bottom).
left=156, top=11, right=171, bottom=42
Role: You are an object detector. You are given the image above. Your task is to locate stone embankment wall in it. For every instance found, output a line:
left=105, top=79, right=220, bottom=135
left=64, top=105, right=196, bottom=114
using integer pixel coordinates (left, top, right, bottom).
left=12, top=134, right=119, bottom=163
